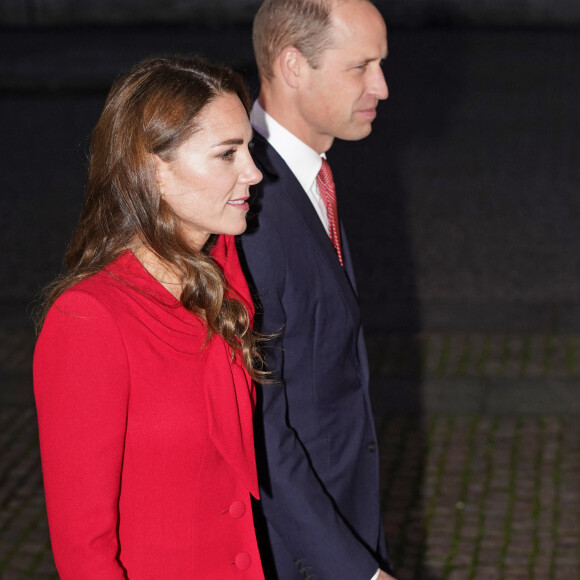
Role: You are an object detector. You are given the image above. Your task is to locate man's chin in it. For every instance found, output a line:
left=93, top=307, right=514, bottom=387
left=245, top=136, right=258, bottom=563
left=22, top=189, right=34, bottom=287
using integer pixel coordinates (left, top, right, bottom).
left=338, top=123, right=373, bottom=142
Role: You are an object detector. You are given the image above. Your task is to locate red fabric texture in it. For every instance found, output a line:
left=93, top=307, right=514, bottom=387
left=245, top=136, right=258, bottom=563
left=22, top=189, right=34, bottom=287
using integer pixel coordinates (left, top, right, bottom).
left=33, top=235, right=264, bottom=579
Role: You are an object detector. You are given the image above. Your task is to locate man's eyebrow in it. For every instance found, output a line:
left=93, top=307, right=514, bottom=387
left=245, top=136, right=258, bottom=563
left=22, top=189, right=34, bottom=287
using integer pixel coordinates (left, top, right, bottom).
left=211, top=138, right=245, bottom=148
left=348, top=54, right=387, bottom=67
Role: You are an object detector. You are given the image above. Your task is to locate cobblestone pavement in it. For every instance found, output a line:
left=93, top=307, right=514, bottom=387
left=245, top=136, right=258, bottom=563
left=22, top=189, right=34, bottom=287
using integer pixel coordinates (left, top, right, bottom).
left=367, top=333, right=580, bottom=380
left=379, top=415, right=580, bottom=580
left=1, top=408, right=579, bottom=579
left=1, top=328, right=580, bottom=579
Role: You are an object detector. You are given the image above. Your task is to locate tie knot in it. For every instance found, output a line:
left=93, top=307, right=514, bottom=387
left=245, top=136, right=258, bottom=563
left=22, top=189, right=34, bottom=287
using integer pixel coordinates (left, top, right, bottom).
left=317, top=158, right=335, bottom=197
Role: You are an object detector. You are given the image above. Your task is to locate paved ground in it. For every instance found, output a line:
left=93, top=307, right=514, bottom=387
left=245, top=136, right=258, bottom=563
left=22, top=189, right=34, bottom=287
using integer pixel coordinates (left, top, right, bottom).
left=1, top=407, right=579, bottom=579
left=381, top=414, right=580, bottom=580
left=1, top=327, right=580, bottom=579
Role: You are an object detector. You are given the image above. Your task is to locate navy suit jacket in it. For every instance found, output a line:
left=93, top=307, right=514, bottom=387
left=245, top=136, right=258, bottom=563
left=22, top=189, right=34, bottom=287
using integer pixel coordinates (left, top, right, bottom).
left=237, top=133, right=389, bottom=580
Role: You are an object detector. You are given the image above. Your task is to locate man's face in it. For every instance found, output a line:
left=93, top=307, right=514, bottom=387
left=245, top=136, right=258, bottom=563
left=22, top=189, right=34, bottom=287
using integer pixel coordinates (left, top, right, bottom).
left=296, top=0, right=388, bottom=153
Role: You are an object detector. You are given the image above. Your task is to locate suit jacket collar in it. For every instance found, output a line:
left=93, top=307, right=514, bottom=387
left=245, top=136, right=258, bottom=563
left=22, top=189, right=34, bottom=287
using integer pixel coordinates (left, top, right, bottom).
left=251, top=102, right=322, bottom=195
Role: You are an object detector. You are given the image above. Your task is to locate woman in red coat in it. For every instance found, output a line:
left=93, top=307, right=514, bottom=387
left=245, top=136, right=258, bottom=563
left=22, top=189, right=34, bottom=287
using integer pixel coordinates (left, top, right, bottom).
left=33, top=56, right=264, bottom=579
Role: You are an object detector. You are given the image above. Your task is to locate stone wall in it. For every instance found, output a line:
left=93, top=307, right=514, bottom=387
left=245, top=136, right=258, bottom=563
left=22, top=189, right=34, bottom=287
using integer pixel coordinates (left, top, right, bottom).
left=2, top=0, right=580, bottom=26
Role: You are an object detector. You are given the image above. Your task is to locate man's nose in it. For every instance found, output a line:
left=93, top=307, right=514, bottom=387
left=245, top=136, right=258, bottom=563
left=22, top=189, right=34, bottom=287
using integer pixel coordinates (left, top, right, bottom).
left=370, top=68, right=389, bottom=100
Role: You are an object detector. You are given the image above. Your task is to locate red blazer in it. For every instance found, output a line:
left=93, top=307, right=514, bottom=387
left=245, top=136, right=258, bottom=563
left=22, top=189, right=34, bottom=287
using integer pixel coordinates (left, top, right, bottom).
left=33, top=236, right=264, bottom=579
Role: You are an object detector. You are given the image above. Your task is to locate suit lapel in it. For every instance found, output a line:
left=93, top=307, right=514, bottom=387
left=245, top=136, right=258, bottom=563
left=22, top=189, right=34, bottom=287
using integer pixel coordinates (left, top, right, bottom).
left=340, top=224, right=360, bottom=298
left=252, top=135, right=361, bottom=320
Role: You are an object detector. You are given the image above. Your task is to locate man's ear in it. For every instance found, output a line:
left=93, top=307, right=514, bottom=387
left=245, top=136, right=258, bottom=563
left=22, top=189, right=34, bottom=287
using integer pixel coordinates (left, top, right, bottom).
left=278, top=46, right=306, bottom=89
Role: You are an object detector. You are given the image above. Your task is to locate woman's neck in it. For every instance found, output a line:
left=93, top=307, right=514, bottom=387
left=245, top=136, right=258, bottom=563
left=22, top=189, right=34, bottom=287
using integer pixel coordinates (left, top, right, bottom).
left=130, top=244, right=183, bottom=299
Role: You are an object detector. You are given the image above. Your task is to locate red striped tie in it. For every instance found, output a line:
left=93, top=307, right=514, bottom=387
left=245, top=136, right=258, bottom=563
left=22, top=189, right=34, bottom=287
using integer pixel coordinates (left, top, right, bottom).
left=317, top=158, right=344, bottom=267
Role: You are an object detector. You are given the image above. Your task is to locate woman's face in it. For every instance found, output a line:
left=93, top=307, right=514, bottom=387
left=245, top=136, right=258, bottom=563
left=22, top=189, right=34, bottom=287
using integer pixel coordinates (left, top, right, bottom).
left=154, top=93, right=262, bottom=250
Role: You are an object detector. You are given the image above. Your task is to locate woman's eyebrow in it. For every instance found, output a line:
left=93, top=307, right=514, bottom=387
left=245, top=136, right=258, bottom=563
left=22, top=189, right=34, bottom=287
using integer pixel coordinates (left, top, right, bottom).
left=212, top=138, right=245, bottom=148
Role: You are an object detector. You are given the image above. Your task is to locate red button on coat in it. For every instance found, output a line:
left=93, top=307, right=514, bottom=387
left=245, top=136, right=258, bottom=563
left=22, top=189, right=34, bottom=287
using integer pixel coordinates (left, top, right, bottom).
left=234, top=552, right=252, bottom=570
left=228, top=500, right=246, bottom=519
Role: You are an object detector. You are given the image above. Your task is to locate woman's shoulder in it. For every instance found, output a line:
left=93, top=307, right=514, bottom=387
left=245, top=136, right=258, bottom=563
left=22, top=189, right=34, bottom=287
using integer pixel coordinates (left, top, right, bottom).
left=50, top=278, right=121, bottom=325
left=48, top=252, right=208, bottom=349
left=51, top=252, right=147, bottom=317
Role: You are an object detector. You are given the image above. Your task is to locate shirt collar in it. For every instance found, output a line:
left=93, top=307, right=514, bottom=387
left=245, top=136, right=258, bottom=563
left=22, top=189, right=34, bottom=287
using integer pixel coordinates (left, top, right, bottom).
left=251, top=100, right=323, bottom=193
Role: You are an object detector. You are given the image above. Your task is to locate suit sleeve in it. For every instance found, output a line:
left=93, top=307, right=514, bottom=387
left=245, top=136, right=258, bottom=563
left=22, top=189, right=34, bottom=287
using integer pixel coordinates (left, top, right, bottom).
left=33, top=291, right=129, bottom=579
left=239, top=223, right=380, bottom=579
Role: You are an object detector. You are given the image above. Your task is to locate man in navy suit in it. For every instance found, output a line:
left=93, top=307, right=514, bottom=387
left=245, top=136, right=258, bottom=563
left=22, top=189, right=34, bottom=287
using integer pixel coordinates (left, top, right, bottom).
left=238, top=1, right=394, bottom=578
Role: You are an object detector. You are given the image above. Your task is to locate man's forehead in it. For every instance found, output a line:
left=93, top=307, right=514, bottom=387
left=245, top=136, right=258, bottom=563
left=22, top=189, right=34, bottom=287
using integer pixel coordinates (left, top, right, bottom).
left=324, top=3, right=387, bottom=55
left=328, top=1, right=385, bottom=39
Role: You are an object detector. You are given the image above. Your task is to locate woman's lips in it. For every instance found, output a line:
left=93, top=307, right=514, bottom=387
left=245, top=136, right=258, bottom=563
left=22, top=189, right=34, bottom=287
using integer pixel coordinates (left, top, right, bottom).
left=227, top=198, right=250, bottom=210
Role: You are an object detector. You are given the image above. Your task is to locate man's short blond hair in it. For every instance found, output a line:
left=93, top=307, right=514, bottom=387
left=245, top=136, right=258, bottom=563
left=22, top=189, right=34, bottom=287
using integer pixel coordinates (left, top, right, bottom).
left=253, top=0, right=336, bottom=81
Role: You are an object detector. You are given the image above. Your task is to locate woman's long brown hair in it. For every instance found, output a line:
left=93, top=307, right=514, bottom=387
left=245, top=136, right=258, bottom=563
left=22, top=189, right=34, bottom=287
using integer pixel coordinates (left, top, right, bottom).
left=36, top=55, right=265, bottom=381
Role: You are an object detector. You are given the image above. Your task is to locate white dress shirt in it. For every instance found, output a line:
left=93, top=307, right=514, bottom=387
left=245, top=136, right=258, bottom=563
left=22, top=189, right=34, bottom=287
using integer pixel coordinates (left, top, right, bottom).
left=250, top=100, right=330, bottom=235
left=250, top=100, right=384, bottom=580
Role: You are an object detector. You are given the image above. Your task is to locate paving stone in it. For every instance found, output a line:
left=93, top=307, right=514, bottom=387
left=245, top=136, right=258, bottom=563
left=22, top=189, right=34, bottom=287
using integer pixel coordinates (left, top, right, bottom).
left=527, top=334, right=548, bottom=378
left=447, top=568, right=470, bottom=579
left=502, top=335, right=526, bottom=378
left=474, top=566, right=502, bottom=579
left=424, top=333, right=445, bottom=376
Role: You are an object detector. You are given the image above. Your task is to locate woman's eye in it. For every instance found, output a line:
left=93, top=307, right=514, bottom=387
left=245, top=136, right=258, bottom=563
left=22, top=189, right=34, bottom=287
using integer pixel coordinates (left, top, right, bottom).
left=220, top=149, right=236, bottom=161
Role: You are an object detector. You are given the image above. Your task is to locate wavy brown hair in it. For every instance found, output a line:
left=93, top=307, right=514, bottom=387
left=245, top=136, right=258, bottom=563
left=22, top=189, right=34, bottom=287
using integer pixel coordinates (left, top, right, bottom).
left=37, top=55, right=265, bottom=380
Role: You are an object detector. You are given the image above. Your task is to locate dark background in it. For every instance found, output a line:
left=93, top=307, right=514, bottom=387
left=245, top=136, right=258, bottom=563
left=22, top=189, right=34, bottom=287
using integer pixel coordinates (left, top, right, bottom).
left=1, top=0, right=579, bottom=336
left=0, top=6, right=578, bottom=577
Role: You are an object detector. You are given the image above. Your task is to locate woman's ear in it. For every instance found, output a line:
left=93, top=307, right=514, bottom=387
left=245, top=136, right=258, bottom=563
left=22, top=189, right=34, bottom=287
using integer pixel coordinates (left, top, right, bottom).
left=149, top=152, right=167, bottom=195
